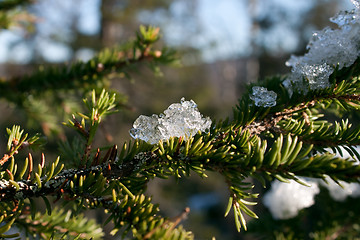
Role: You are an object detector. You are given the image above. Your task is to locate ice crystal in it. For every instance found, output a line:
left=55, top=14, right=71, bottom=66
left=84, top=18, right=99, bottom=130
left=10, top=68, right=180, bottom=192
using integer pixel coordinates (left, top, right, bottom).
left=129, top=98, right=212, bottom=144
left=292, top=63, right=332, bottom=92
left=306, top=26, right=360, bottom=68
left=284, top=0, right=360, bottom=95
left=249, top=86, right=277, bottom=107
left=352, top=0, right=360, bottom=9
left=263, top=179, right=320, bottom=220
left=330, top=10, right=358, bottom=28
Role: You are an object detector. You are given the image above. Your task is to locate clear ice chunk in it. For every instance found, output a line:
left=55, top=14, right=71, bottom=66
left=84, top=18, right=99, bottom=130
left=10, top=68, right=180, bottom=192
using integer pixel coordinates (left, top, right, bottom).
left=129, top=115, right=163, bottom=144
left=330, top=10, right=358, bottom=28
left=353, top=0, right=360, bottom=9
left=291, top=63, right=332, bottom=92
left=307, top=26, right=360, bottom=68
left=129, top=98, right=212, bottom=144
left=249, top=86, right=277, bottom=107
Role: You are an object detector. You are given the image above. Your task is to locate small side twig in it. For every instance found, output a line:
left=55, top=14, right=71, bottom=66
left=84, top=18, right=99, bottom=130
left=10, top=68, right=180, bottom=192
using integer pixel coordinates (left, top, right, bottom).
left=143, top=207, right=190, bottom=240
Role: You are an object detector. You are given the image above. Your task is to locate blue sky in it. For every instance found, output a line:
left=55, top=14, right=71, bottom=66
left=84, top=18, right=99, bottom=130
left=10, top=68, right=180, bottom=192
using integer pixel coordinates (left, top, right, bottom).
left=0, top=0, right=354, bottom=64
left=138, top=0, right=353, bottom=62
left=0, top=0, right=100, bottom=63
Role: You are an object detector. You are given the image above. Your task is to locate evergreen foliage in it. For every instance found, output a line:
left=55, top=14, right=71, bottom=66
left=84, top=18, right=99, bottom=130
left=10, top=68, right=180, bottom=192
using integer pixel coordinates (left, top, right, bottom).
left=1, top=1, right=360, bottom=239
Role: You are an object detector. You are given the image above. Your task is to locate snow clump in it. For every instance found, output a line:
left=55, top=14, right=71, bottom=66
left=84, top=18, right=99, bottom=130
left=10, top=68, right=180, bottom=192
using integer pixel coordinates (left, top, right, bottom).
left=284, top=0, right=360, bottom=95
left=129, top=97, right=212, bottom=144
left=321, top=176, right=360, bottom=201
left=263, top=179, right=320, bottom=220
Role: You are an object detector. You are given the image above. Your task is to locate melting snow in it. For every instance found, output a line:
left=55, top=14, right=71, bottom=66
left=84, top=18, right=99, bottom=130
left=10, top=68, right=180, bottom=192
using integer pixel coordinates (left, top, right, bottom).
left=130, top=98, right=212, bottom=144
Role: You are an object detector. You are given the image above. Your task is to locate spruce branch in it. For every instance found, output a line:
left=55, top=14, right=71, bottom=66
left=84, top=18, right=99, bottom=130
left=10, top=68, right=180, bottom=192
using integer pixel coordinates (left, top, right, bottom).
left=2, top=5, right=360, bottom=236
left=0, top=125, right=43, bottom=166
left=0, top=25, right=176, bottom=102
left=64, top=89, right=117, bottom=167
left=0, top=25, right=177, bottom=137
left=16, top=207, right=104, bottom=240
left=1, top=94, right=360, bottom=237
left=4, top=87, right=359, bottom=236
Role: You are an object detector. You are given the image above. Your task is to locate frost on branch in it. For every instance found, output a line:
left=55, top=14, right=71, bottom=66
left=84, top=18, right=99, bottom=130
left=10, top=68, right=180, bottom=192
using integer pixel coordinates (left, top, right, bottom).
left=284, top=0, right=360, bottom=95
left=263, top=179, right=319, bottom=220
left=250, top=86, right=277, bottom=107
left=129, top=97, right=212, bottom=144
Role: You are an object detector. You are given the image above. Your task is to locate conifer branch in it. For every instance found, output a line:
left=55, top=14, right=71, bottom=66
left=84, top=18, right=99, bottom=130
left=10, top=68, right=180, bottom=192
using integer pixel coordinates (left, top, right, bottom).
left=0, top=35, right=173, bottom=104
left=3, top=1, right=360, bottom=238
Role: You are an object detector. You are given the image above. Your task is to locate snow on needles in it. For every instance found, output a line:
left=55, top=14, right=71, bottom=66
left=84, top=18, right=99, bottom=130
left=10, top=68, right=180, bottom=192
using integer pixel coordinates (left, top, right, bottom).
left=264, top=147, right=360, bottom=220
left=284, top=0, right=360, bottom=95
left=264, top=176, right=360, bottom=220
left=251, top=1, right=360, bottom=104
left=129, top=97, right=212, bottom=144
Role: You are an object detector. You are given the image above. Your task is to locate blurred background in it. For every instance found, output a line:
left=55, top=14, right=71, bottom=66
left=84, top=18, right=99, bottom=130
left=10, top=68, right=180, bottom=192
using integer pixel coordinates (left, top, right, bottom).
left=0, top=0, right=356, bottom=239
